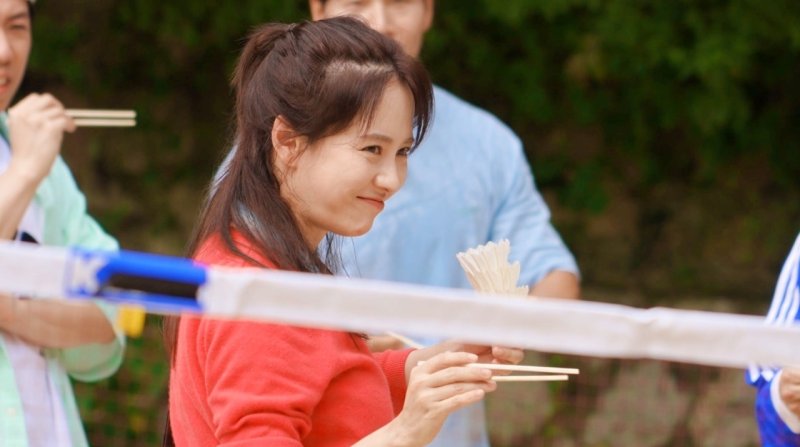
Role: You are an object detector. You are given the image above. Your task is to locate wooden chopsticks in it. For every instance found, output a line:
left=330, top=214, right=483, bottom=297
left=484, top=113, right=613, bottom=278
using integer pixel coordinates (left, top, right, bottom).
left=66, top=109, right=136, bottom=128
left=492, top=375, right=570, bottom=382
left=468, top=362, right=580, bottom=382
left=468, top=363, right=580, bottom=375
left=387, top=329, right=581, bottom=383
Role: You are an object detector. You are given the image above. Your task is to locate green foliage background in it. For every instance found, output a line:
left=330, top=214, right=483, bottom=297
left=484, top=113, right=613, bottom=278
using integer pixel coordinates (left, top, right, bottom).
left=22, top=0, right=800, bottom=444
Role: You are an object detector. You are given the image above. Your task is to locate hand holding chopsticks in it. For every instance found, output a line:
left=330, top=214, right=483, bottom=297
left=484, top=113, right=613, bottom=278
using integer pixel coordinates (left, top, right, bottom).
left=390, top=329, right=581, bottom=383
left=66, top=109, right=136, bottom=128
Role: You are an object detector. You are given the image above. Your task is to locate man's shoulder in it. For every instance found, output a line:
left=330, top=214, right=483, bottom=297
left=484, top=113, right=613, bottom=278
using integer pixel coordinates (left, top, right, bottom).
left=433, top=86, right=519, bottom=141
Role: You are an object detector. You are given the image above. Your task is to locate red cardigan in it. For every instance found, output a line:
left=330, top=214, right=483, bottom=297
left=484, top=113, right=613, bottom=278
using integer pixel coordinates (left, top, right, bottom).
left=169, top=234, right=412, bottom=446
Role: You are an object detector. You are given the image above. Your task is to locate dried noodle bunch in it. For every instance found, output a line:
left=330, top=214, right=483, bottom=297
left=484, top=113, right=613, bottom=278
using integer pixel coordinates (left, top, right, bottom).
left=456, top=239, right=528, bottom=296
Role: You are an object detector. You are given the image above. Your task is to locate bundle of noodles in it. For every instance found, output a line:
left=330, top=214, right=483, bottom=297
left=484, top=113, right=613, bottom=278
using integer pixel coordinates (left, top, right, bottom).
left=456, top=239, right=528, bottom=296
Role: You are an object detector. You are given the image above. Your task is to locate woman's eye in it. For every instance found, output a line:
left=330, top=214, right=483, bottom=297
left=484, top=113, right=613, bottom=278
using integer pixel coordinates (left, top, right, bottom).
left=397, top=147, right=412, bottom=157
left=362, top=145, right=381, bottom=154
left=9, top=23, right=29, bottom=32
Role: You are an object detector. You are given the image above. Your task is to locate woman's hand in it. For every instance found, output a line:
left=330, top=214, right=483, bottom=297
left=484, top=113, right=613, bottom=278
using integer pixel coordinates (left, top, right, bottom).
left=391, top=351, right=496, bottom=446
left=357, top=343, right=524, bottom=447
left=405, top=341, right=524, bottom=380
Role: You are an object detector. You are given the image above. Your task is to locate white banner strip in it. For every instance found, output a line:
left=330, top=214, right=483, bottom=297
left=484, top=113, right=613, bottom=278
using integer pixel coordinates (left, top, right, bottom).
left=0, top=242, right=70, bottom=298
left=201, top=267, right=800, bottom=369
left=1, top=242, right=798, bottom=368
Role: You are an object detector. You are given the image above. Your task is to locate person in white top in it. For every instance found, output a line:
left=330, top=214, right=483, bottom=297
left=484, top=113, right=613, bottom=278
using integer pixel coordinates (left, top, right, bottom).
left=0, top=1, right=125, bottom=445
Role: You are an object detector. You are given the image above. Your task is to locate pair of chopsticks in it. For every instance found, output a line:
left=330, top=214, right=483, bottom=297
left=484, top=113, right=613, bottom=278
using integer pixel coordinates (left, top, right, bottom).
left=468, top=362, right=579, bottom=382
left=66, top=109, right=136, bottom=128
left=385, top=331, right=580, bottom=382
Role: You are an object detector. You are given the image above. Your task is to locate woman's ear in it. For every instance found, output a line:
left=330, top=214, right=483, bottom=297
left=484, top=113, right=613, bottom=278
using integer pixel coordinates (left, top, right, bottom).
left=272, top=116, right=304, bottom=168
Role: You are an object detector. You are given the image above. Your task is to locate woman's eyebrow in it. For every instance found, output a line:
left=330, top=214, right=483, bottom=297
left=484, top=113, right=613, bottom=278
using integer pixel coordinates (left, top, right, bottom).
left=361, top=133, right=415, bottom=145
left=8, top=11, right=30, bottom=22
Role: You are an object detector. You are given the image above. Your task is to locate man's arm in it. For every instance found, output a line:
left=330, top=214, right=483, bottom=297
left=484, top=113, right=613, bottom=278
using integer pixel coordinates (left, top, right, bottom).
left=487, top=127, right=581, bottom=300
left=0, top=94, right=123, bottom=382
left=0, top=163, right=41, bottom=239
left=0, top=293, right=116, bottom=348
left=530, top=270, right=580, bottom=299
left=0, top=93, right=75, bottom=239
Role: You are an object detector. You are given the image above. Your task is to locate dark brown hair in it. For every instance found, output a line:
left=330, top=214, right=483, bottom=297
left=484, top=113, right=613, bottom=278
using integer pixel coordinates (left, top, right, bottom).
left=163, top=16, right=432, bottom=360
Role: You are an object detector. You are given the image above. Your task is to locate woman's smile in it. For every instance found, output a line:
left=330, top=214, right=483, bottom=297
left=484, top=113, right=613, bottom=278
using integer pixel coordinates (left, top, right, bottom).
left=358, top=196, right=385, bottom=212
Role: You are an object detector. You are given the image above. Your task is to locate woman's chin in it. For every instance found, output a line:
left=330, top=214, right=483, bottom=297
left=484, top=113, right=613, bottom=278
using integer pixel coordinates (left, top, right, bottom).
left=333, top=222, right=374, bottom=238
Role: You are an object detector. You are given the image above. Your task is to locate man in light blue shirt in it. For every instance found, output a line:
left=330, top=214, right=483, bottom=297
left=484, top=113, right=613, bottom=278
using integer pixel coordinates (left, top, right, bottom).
left=310, top=1, right=581, bottom=446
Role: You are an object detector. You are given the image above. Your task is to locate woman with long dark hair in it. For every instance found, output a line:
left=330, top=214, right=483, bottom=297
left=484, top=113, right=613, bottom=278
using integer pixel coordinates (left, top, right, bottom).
left=164, top=16, right=522, bottom=446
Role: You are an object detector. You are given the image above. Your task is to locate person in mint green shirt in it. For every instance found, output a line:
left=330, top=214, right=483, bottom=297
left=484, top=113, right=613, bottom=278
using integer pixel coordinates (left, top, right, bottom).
left=0, top=0, right=125, bottom=445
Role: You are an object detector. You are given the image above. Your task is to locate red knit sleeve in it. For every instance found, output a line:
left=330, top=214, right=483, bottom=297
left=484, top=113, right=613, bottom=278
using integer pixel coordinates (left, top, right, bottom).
left=372, top=349, right=412, bottom=415
left=199, top=318, right=339, bottom=445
